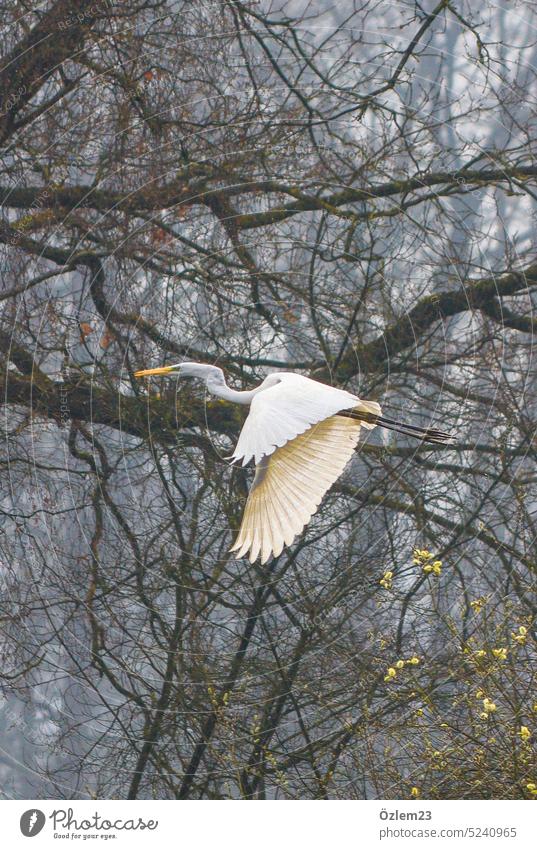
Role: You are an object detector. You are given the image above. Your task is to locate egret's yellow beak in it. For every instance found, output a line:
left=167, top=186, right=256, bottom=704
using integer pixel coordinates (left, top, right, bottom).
left=134, top=366, right=174, bottom=378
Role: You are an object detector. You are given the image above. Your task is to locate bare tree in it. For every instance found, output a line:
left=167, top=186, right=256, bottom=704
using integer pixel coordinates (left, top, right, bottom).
left=0, top=0, right=536, bottom=799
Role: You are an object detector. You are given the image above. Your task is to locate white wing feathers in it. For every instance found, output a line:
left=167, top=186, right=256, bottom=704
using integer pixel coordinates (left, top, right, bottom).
left=229, top=373, right=381, bottom=563
left=231, top=373, right=380, bottom=466
left=229, top=415, right=365, bottom=564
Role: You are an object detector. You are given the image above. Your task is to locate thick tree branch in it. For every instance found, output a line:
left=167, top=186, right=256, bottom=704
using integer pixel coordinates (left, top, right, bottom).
left=0, top=0, right=100, bottom=142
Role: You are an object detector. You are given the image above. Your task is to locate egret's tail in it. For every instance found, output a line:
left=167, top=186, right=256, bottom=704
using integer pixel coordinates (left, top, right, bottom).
left=338, top=409, right=455, bottom=444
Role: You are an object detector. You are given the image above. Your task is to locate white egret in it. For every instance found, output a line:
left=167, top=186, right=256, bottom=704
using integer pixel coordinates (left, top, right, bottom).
left=134, top=363, right=454, bottom=563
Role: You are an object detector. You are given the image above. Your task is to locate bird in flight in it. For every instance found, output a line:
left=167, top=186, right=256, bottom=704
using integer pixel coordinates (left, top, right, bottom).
left=134, top=363, right=454, bottom=564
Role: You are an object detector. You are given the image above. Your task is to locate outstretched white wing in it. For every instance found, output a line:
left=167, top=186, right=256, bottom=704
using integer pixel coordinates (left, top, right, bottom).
left=230, top=414, right=367, bottom=564
left=231, top=373, right=380, bottom=466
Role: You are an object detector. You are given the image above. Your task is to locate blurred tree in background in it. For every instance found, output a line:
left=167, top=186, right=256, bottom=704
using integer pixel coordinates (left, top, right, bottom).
left=0, top=0, right=536, bottom=799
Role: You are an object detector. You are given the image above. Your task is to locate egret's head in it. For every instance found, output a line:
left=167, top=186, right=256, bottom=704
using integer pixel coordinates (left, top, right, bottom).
left=134, top=362, right=222, bottom=381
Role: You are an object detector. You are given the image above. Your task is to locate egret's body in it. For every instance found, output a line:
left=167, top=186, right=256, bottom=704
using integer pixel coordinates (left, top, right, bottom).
left=134, top=363, right=453, bottom=563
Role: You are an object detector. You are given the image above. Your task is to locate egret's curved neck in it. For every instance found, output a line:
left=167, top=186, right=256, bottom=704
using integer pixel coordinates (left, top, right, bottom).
left=206, top=372, right=259, bottom=405
left=211, top=386, right=259, bottom=404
